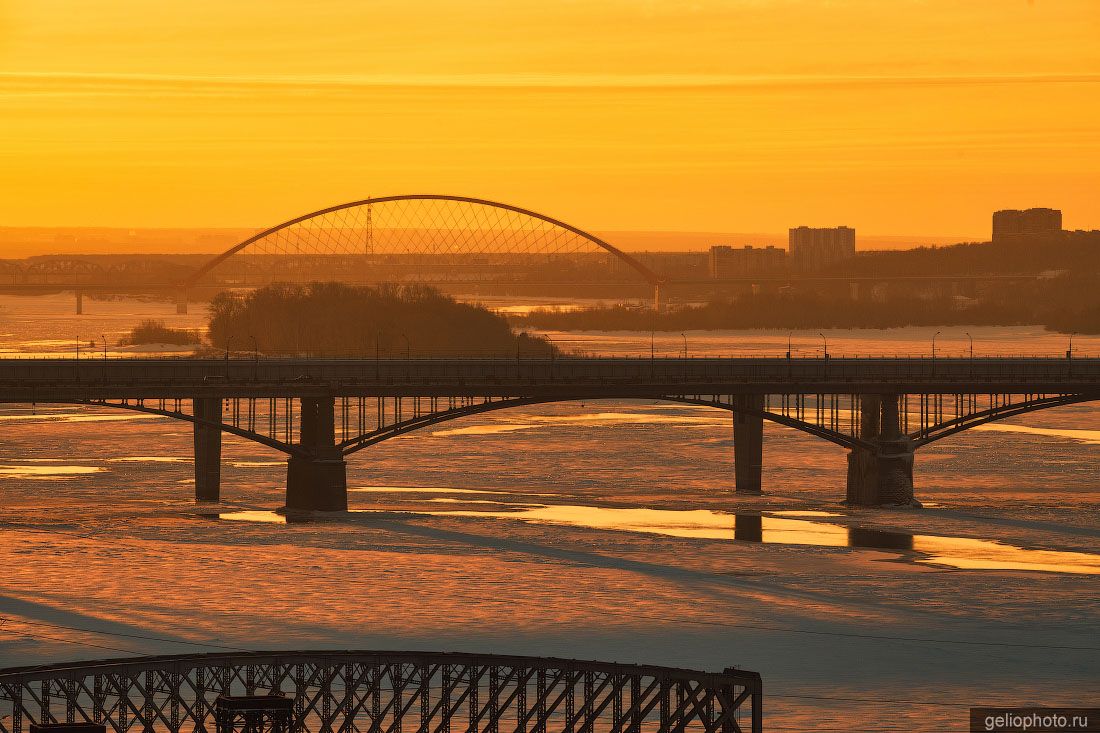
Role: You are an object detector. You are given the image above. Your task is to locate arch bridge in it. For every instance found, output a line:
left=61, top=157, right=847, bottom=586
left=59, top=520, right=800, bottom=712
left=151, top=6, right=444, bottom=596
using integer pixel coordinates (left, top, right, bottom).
left=182, top=195, right=664, bottom=310
left=0, top=650, right=763, bottom=733
left=0, top=356, right=1097, bottom=509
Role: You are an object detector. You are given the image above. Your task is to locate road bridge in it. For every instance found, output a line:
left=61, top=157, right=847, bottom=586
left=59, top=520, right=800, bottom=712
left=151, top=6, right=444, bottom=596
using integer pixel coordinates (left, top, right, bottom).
left=1, top=356, right=1097, bottom=510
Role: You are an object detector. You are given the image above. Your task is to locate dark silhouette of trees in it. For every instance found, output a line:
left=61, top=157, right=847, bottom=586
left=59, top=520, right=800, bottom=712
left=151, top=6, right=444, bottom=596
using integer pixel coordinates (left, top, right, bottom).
left=207, top=282, right=552, bottom=356
left=120, top=319, right=202, bottom=346
left=512, top=271, right=1100, bottom=333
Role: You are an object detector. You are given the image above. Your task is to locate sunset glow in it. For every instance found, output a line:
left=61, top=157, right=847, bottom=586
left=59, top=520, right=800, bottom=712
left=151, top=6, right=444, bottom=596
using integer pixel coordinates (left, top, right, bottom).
left=2, top=0, right=1098, bottom=236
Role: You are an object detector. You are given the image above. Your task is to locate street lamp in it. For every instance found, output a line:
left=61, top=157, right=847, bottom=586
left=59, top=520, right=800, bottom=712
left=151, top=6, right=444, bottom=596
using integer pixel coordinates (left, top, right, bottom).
left=818, top=332, right=828, bottom=376
left=1068, top=332, right=1076, bottom=360
left=101, top=334, right=107, bottom=362
left=650, top=329, right=655, bottom=360
left=931, top=330, right=942, bottom=376
left=249, top=334, right=258, bottom=380
left=375, top=329, right=382, bottom=379
left=965, top=331, right=974, bottom=376
left=786, top=332, right=793, bottom=377
left=681, top=332, right=688, bottom=359
left=224, top=335, right=233, bottom=377
left=401, top=333, right=411, bottom=360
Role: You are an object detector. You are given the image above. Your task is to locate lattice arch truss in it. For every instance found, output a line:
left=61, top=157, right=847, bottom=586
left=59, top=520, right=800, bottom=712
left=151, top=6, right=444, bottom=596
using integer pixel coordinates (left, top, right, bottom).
left=185, top=195, right=659, bottom=287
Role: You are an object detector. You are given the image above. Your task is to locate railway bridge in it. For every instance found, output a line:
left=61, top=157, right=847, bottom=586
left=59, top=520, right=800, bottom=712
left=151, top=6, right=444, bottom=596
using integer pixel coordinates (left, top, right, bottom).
left=0, top=650, right=764, bottom=733
left=1, top=356, right=1098, bottom=510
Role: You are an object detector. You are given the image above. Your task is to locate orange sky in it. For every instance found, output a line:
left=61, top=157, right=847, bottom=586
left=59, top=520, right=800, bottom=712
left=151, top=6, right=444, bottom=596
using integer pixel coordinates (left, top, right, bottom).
left=1, top=0, right=1098, bottom=239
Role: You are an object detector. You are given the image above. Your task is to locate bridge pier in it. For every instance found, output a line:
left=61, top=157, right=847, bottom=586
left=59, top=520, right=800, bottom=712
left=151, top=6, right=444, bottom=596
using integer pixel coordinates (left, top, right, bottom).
left=733, top=395, right=764, bottom=493
left=285, top=396, right=347, bottom=512
left=193, top=397, right=222, bottom=501
left=846, top=394, right=918, bottom=507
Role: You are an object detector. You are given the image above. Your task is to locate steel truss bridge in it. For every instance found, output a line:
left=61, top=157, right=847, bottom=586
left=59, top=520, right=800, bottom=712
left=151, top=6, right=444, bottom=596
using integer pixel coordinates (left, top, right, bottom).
left=0, top=651, right=763, bottom=733
left=1, top=356, right=1098, bottom=508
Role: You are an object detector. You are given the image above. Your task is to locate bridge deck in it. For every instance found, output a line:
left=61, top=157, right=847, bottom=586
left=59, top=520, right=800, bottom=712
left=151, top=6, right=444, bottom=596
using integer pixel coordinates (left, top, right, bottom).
left=0, top=357, right=1097, bottom=400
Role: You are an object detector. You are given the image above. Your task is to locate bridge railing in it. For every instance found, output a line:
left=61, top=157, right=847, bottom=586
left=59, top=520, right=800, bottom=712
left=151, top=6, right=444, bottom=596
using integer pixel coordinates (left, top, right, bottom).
left=0, top=356, right=1098, bottom=389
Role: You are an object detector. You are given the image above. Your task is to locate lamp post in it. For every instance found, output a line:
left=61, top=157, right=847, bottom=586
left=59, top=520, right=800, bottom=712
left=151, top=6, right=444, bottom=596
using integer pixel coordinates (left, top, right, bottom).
left=375, top=329, right=382, bottom=379
left=965, top=331, right=974, bottom=376
left=249, top=335, right=258, bottom=381
left=650, top=329, right=655, bottom=360
left=101, top=334, right=107, bottom=362
left=224, top=335, right=232, bottom=378
left=786, top=332, right=792, bottom=377
left=818, top=332, right=828, bottom=376
left=931, top=330, right=942, bottom=375
left=1068, top=332, right=1076, bottom=360
left=401, top=333, right=411, bottom=360
left=681, top=332, right=688, bottom=359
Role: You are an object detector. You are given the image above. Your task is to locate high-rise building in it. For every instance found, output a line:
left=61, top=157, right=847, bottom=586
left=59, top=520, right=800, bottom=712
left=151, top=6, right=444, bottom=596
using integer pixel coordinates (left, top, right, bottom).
left=992, top=208, right=1062, bottom=241
left=788, top=226, right=855, bottom=273
left=708, top=245, right=786, bottom=278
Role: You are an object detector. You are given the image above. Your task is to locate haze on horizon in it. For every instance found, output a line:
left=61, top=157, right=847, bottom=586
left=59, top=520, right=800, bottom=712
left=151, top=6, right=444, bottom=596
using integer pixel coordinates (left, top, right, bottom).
left=1, top=0, right=1098, bottom=242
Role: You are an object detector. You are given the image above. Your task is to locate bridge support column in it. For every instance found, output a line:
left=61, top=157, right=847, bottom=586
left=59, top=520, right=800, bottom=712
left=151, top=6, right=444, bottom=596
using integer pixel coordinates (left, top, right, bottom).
left=193, top=397, right=222, bottom=502
left=285, top=396, right=347, bottom=512
left=846, top=394, right=918, bottom=507
left=733, top=395, right=764, bottom=493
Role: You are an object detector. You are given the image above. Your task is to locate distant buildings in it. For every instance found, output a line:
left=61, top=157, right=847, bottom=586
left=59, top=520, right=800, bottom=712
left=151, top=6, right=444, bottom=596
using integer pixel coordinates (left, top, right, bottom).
left=992, top=208, right=1062, bottom=241
left=788, top=226, right=855, bottom=273
left=708, top=245, right=786, bottom=278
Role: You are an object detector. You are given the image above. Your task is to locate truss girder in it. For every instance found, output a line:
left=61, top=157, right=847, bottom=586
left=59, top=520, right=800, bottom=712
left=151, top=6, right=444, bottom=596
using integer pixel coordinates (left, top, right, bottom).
left=0, top=652, right=761, bottom=733
left=185, top=195, right=661, bottom=289
left=64, top=388, right=1100, bottom=461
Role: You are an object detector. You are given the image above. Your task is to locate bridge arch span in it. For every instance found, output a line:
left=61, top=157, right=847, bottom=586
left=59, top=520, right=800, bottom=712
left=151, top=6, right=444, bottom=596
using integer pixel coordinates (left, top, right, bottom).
left=912, top=393, right=1099, bottom=447
left=184, top=194, right=662, bottom=289
left=337, top=394, right=879, bottom=455
left=68, top=399, right=308, bottom=457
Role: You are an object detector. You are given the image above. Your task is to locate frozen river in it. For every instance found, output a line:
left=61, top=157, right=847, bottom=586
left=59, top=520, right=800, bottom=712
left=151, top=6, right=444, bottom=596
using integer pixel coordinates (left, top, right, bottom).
left=0, top=293, right=1098, bottom=732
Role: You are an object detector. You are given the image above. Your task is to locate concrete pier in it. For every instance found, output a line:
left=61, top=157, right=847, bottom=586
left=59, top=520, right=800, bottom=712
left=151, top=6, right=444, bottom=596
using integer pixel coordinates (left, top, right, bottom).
left=193, top=397, right=222, bottom=501
left=285, top=396, right=347, bottom=512
left=846, top=394, right=917, bottom=507
left=733, top=395, right=764, bottom=493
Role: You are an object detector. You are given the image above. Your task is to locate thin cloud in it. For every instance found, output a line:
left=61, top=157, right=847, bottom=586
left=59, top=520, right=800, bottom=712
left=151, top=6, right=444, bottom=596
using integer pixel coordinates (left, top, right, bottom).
left=2, top=70, right=1099, bottom=95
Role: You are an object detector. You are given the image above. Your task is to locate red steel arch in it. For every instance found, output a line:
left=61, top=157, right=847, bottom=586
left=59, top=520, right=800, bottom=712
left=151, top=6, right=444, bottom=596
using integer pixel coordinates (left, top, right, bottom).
left=184, top=194, right=662, bottom=288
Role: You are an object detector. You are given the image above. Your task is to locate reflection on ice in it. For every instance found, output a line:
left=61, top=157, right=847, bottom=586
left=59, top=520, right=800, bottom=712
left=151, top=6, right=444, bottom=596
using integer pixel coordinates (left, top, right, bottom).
left=212, top=511, right=287, bottom=524
left=0, top=412, right=161, bottom=424
left=769, top=510, right=843, bottom=517
left=0, top=464, right=103, bottom=478
left=350, top=486, right=508, bottom=495
left=974, top=423, right=1100, bottom=445
left=400, top=504, right=1100, bottom=575
left=432, top=424, right=538, bottom=437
